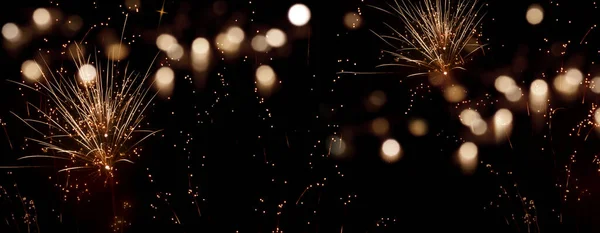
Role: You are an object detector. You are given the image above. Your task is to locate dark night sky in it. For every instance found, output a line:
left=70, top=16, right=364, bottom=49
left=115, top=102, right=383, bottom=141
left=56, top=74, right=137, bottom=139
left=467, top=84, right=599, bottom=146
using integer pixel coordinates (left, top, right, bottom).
left=2, top=0, right=600, bottom=232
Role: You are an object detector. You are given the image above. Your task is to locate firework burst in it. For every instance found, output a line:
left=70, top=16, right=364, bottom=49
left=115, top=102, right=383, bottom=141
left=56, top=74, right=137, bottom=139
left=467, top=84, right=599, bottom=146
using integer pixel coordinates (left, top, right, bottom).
left=9, top=44, right=160, bottom=178
left=373, top=0, right=485, bottom=77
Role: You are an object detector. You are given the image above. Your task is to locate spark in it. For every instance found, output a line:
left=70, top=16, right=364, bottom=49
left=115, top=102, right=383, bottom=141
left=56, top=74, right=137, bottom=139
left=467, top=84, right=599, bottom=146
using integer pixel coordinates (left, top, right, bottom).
left=372, top=0, right=485, bottom=77
left=9, top=44, right=161, bottom=178
left=157, top=0, right=168, bottom=26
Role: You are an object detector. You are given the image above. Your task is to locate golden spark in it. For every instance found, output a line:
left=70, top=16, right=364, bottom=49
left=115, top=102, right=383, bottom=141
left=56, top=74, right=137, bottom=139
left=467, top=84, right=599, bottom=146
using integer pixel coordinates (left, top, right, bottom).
left=372, top=0, right=485, bottom=77
left=9, top=44, right=161, bottom=178
left=157, top=0, right=168, bottom=26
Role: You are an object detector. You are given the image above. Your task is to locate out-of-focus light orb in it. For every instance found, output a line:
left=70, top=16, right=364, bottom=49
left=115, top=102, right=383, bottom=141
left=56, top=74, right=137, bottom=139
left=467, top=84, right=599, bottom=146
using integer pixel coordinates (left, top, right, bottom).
left=288, top=4, right=311, bottom=26
left=408, top=118, right=428, bottom=137
left=592, top=77, right=600, bottom=94
left=530, top=79, right=548, bottom=96
left=459, top=109, right=481, bottom=126
left=78, top=64, right=97, bottom=82
left=155, top=67, right=175, bottom=86
left=192, top=37, right=210, bottom=55
left=371, top=117, right=390, bottom=136
left=106, top=43, right=129, bottom=60
left=256, top=65, right=276, bottom=87
left=526, top=4, right=544, bottom=25
left=192, top=38, right=211, bottom=72
left=369, top=90, right=386, bottom=107
left=494, top=75, right=516, bottom=94
left=265, top=28, right=286, bottom=48
left=443, top=85, right=466, bottom=103
left=330, top=136, right=346, bottom=157
left=2, top=23, right=20, bottom=41
left=459, top=142, right=478, bottom=161
left=595, top=109, right=600, bottom=124
left=554, top=75, right=579, bottom=95
left=494, top=108, right=513, bottom=127
left=343, top=12, right=362, bottom=30
left=156, top=34, right=177, bottom=51
left=251, top=35, right=269, bottom=52
left=565, top=68, right=583, bottom=85
left=215, top=33, right=240, bottom=53
left=470, top=119, right=488, bottom=136
left=458, top=141, right=478, bottom=174
left=166, top=43, right=184, bottom=60
left=33, top=8, right=51, bottom=28
left=226, top=26, right=245, bottom=44
left=506, top=87, right=522, bottom=102
left=381, top=139, right=401, bottom=163
left=21, top=60, right=42, bottom=82
left=530, top=79, right=548, bottom=113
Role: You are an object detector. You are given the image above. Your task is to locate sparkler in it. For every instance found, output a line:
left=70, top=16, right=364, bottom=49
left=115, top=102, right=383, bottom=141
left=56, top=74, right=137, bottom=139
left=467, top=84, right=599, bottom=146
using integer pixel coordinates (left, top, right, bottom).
left=9, top=44, right=161, bottom=178
left=373, top=0, right=485, bottom=77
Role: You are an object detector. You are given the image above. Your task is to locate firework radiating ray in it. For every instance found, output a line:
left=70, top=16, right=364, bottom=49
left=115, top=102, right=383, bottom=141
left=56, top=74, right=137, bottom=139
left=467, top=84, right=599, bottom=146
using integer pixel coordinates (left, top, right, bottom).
left=372, top=0, right=485, bottom=77
left=9, top=44, right=161, bottom=178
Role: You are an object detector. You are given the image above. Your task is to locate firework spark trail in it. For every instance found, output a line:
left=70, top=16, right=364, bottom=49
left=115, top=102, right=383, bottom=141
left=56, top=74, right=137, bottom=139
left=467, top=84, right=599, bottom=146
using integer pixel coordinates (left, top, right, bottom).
left=8, top=44, right=161, bottom=178
left=371, top=0, right=485, bottom=77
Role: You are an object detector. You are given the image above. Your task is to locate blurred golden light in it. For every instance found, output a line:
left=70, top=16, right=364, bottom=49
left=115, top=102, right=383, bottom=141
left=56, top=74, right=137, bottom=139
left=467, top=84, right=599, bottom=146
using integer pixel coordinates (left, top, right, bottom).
left=592, top=77, right=600, bottom=94
left=530, top=79, right=548, bottom=96
left=226, top=26, right=245, bottom=44
left=166, top=43, right=184, bottom=60
left=156, top=34, right=177, bottom=52
left=381, top=139, right=401, bottom=163
left=504, top=88, right=523, bottom=102
left=530, top=79, right=548, bottom=113
left=408, top=118, right=428, bottom=137
left=343, top=12, right=362, bottom=30
left=251, top=35, right=269, bottom=52
left=565, top=68, right=583, bottom=86
left=459, top=109, right=481, bottom=127
left=494, top=108, right=513, bottom=127
left=494, top=75, right=516, bottom=94
left=192, top=37, right=210, bottom=55
left=443, top=84, right=466, bottom=103
left=371, top=117, right=390, bottom=136
left=526, top=4, right=544, bottom=25
left=78, top=64, right=97, bottom=83
left=192, top=54, right=210, bottom=72
left=368, top=90, right=386, bottom=107
left=494, top=108, right=513, bottom=140
left=554, top=74, right=579, bottom=95
left=21, top=60, right=42, bottom=82
left=459, top=142, right=478, bottom=161
left=330, top=136, right=346, bottom=157
left=505, top=88, right=522, bottom=102
left=106, top=43, right=129, bottom=61
left=156, top=67, right=175, bottom=86
left=595, top=109, right=600, bottom=124
left=256, top=65, right=276, bottom=87
left=265, top=28, right=286, bottom=48
left=2, top=23, right=20, bottom=41
left=470, top=118, right=488, bottom=136
left=458, top=142, right=478, bottom=174
left=215, top=33, right=240, bottom=53
left=33, top=8, right=51, bottom=28
left=288, top=4, right=311, bottom=26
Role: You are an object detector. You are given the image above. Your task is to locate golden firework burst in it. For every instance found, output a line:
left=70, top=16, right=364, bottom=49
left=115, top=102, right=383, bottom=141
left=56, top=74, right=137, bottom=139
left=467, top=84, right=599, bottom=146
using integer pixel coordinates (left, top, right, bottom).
left=373, top=0, right=485, bottom=77
left=10, top=44, right=161, bottom=178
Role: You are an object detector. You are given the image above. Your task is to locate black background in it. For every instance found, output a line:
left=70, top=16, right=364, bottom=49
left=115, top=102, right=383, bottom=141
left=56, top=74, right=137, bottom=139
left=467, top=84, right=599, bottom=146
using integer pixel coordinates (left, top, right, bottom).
left=1, top=0, right=600, bottom=232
